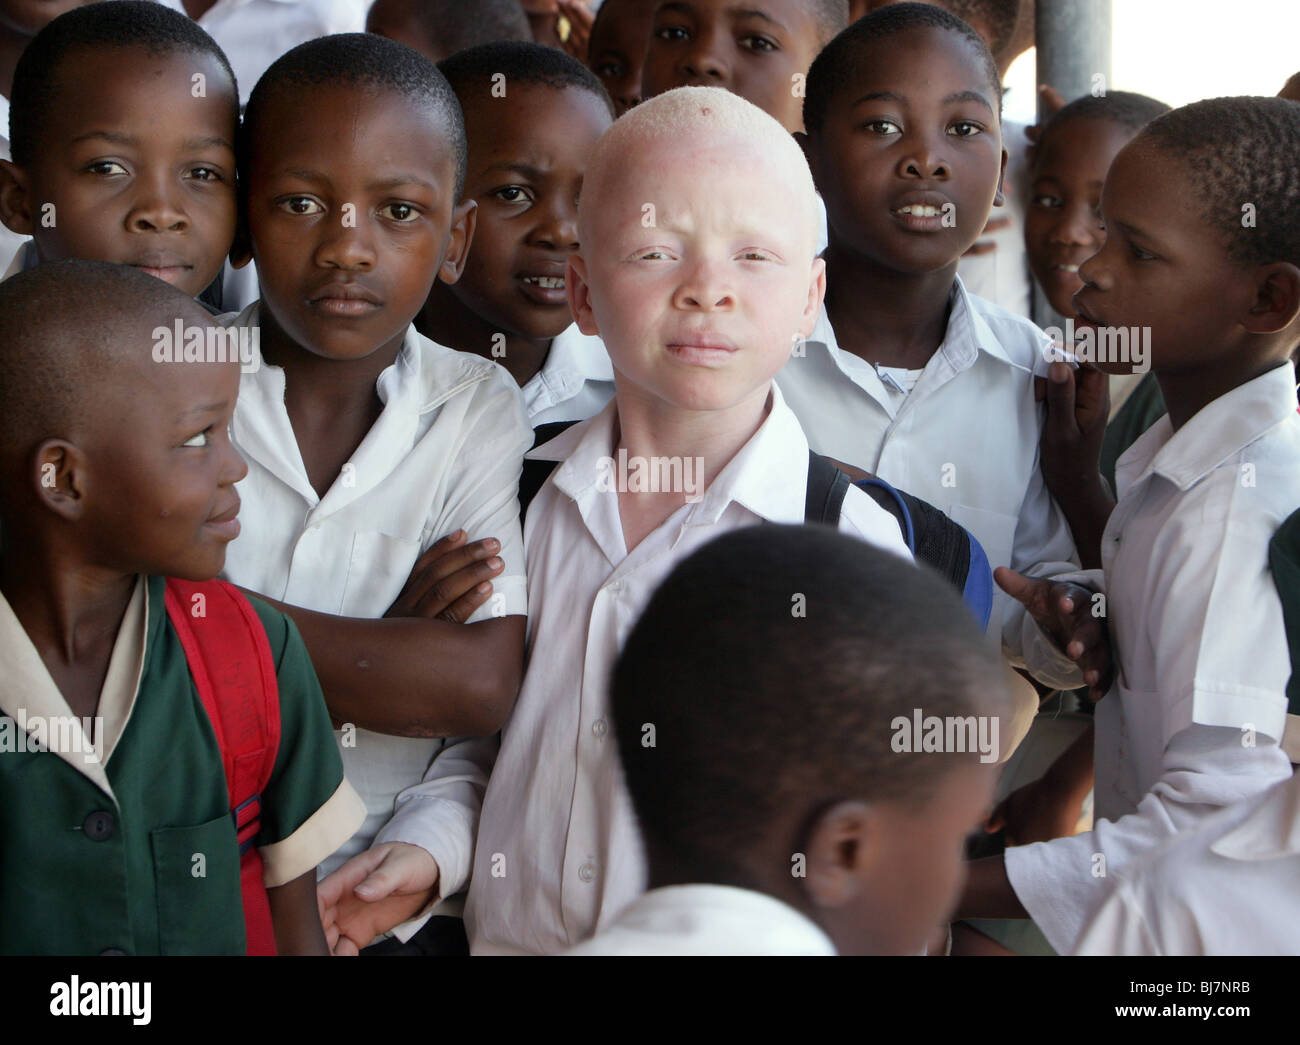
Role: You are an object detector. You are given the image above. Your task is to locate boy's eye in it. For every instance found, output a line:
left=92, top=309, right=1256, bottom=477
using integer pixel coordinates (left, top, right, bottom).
left=637, top=249, right=671, bottom=260
left=740, top=34, right=777, bottom=53
left=188, top=166, right=223, bottom=182
left=280, top=196, right=324, bottom=215
left=493, top=186, right=531, bottom=204
left=738, top=249, right=772, bottom=261
left=949, top=121, right=983, bottom=138
left=381, top=202, right=419, bottom=222
left=1031, top=194, right=1063, bottom=209
left=655, top=24, right=689, bottom=42
left=595, top=60, right=625, bottom=79
left=182, top=428, right=211, bottom=448
left=87, top=160, right=128, bottom=176
left=864, top=119, right=900, bottom=135
left=1129, top=242, right=1156, bottom=261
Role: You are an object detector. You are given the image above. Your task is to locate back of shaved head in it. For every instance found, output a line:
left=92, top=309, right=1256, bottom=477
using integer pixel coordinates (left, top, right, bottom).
left=579, top=86, right=821, bottom=254
left=0, top=260, right=211, bottom=478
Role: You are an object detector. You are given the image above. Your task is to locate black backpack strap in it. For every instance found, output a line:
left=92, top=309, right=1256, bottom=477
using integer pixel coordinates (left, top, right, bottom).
left=805, top=450, right=852, bottom=525
left=519, top=420, right=579, bottom=522
left=893, top=489, right=972, bottom=592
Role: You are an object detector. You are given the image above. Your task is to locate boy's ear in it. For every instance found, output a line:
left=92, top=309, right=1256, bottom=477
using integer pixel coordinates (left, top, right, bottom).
left=800, top=799, right=877, bottom=909
left=793, top=130, right=822, bottom=193
left=32, top=440, right=89, bottom=522
left=437, top=199, right=478, bottom=286
left=798, top=255, right=827, bottom=340
left=1243, top=261, right=1300, bottom=335
left=228, top=203, right=253, bottom=269
left=567, top=252, right=600, bottom=337
left=993, top=146, right=1009, bottom=208
left=0, top=159, right=36, bottom=236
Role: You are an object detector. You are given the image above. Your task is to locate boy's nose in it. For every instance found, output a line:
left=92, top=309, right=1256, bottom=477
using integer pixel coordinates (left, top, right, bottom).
left=314, top=218, right=377, bottom=270
left=1050, top=202, right=1101, bottom=247
left=530, top=203, right=579, bottom=251
left=1076, top=248, right=1108, bottom=289
left=680, top=30, right=729, bottom=83
left=128, top=185, right=189, bottom=233
left=897, top=141, right=950, bottom=181
left=672, top=259, right=735, bottom=311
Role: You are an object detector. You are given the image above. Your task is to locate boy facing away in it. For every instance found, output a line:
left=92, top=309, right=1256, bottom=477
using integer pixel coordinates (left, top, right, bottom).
left=779, top=4, right=1107, bottom=694
left=220, top=34, right=532, bottom=954
left=0, top=261, right=363, bottom=954
left=960, top=97, right=1300, bottom=952
left=569, top=524, right=1011, bottom=956
left=465, top=86, right=914, bottom=956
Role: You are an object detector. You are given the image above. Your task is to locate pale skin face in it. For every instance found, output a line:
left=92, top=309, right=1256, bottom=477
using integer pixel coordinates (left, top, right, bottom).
left=569, top=130, right=824, bottom=421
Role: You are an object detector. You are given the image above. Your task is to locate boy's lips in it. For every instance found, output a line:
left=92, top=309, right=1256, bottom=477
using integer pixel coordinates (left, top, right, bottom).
left=666, top=332, right=737, bottom=366
left=308, top=281, right=383, bottom=317
left=205, top=498, right=241, bottom=541
left=129, top=253, right=193, bottom=285
left=1072, top=297, right=1103, bottom=329
left=518, top=267, right=569, bottom=307
left=890, top=190, right=954, bottom=232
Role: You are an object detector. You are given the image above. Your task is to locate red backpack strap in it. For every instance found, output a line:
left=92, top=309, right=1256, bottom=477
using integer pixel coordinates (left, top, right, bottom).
left=165, top=578, right=282, bottom=956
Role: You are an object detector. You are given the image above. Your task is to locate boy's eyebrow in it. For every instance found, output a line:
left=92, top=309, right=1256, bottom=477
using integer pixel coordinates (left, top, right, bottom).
left=942, top=89, right=995, bottom=117
left=276, top=166, right=439, bottom=192
left=852, top=89, right=995, bottom=117
left=659, top=1, right=786, bottom=31
left=68, top=131, right=234, bottom=151
left=1114, top=219, right=1165, bottom=249
left=482, top=162, right=549, bottom=181
left=177, top=400, right=230, bottom=420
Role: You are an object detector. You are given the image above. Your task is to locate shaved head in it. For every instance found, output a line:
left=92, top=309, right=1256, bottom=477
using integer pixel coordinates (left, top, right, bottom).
left=0, top=260, right=212, bottom=478
left=579, top=86, right=820, bottom=256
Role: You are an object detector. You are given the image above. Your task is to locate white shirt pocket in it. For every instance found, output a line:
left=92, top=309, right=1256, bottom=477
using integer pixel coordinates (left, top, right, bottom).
left=339, top=530, right=423, bottom=618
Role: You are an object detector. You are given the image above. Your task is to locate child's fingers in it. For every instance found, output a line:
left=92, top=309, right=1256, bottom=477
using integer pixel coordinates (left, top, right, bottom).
left=412, top=557, right=504, bottom=620
left=994, top=567, right=1048, bottom=618
left=431, top=579, right=495, bottom=625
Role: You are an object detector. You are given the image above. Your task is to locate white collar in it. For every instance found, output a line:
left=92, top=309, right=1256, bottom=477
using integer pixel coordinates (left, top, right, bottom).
left=1116, top=362, right=1299, bottom=495
left=529, top=382, right=815, bottom=528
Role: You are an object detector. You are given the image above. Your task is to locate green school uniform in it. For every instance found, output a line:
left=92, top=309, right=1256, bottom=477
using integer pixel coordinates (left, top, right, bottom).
left=0, top=575, right=364, bottom=955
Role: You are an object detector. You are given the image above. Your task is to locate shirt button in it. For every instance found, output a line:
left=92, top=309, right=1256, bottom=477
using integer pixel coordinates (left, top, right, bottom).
left=83, top=810, right=116, bottom=842
left=591, top=719, right=607, bottom=738
left=578, top=862, right=597, bottom=883
left=609, top=580, right=624, bottom=595
left=99, top=947, right=127, bottom=956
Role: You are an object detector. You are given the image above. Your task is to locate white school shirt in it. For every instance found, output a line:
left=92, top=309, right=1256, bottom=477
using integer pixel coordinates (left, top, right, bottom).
left=522, top=323, right=616, bottom=426
left=147, top=0, right=366, bottom=102
left=1005, top=363, right=1300, bottom=953
left=0, top=95, right=25, bottom=277
left=464, top=383, right=913, bottom=955
left=775, top=275, right=1081, bottom=688
left=1073, top=771, right=1300, bottom=956
left=564, top=885, right=837, bottom=956
left=219, top=303, right=532, bottom=926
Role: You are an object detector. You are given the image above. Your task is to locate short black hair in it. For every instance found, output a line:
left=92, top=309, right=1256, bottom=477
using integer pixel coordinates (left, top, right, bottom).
left=804, top=2, right=1001, bottom=135
left=1033, top=90, right=1170, bottom=168
left=0, top=260, right=207, bottom=478
left=437, top=40, right=616, bottom=119
left=611, top=524, right=1007, bottom=889
left=241, top=33, right=467, bottom=198
left=8, top=0, right=238, bottom=167
left=367, top=0, right=531, bottom=59
left=934, top=0, right=1018, bottom=60
left=1139, top=97, right=1300, bottom=269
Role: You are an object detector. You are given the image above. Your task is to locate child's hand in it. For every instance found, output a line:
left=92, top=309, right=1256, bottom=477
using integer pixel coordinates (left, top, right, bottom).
left=557, top=0, right=594, bottom=62
left=317, top=842, right=441, bottom=956
left=994, top=567, right=1112, bottom=701
left=985, top=775, right=1086, bottom=846
left=1036, top=362, right=1109, bottom=495
left=385, top=530, right=503, bottom=623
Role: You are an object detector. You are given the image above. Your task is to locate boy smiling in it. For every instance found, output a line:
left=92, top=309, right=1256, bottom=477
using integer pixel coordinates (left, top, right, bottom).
left=420, top=42, right=616, bottom=426
left=464, top=86, right=912, bottom=955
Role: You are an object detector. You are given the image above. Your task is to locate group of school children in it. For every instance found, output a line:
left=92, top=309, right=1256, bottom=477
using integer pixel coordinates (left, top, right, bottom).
left=0, top=0, right=1297, bottom=958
